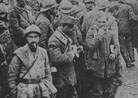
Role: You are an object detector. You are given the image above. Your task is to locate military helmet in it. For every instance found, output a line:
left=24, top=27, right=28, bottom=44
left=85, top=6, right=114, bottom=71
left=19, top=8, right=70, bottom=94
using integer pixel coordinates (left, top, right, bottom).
left=68, top=0, right=79, bottom=5
left=61, top=16, right=76, bottom=25
left=59, top=0, right=74, bottom=14
left=0, top=3, right=8, bottom=17
left=96, top=0, right=110, bottom=10
left=40, top=0, right=58, bottom=12
left=84, top=0, right=95, bottom=3
left=24, top=24, right=41, bottom=37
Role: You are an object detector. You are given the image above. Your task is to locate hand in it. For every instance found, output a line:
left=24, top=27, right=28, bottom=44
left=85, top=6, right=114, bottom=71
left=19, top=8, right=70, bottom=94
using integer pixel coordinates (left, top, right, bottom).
left=109, top=53, right=116, bottom=61
left=98, top=28, right=105, bottom=35
left=67, top=51, right=75, bottom=59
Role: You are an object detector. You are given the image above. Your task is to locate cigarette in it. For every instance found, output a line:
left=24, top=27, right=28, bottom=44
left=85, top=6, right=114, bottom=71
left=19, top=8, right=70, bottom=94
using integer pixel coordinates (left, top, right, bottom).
left=33, top=43, right=36, bottom=48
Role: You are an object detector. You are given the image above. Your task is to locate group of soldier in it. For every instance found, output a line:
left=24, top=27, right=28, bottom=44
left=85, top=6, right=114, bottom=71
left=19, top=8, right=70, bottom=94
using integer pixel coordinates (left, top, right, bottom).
left=1, top=0, right=138, bottom=98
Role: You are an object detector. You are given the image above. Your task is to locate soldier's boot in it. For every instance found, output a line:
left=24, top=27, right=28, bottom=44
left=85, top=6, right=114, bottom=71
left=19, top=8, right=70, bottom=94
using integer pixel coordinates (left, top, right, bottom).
left=127, top=45, right=135, bottom=63
left=120, top=52, right=131, bottom=68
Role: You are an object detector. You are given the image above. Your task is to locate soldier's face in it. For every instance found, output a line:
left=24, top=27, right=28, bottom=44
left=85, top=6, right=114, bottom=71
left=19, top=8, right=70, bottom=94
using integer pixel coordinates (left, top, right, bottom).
left=97, top=17, right=106, bottom=28
left=63, top=24, right=74, bottom=36
left=17, top=0, right=27, bottom=8
left=85, top=2, right=94, bottom=11
left=26, top=33, right=40, bottom=51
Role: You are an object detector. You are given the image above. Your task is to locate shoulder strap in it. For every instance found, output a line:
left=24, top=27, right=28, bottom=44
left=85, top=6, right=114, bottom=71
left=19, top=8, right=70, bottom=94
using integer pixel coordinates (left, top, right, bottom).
left=21, top=56, right=38, bottom=79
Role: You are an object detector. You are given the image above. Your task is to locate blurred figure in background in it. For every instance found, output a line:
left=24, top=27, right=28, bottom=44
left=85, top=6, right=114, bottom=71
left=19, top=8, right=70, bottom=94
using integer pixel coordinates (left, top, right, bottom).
left=9, top=0, right=34, bottom=50
left=0, top=0, right=12, bottom=98
left=35, top=0, right=58, bottom=51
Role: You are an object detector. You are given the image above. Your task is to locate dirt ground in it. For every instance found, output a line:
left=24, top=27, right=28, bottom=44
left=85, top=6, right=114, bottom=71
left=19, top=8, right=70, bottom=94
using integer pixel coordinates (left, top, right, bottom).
left=115, top=49, right=138, bottom=98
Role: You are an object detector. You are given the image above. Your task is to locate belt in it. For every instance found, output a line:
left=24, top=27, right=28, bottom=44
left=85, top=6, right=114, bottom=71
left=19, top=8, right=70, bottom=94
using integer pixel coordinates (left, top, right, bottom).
left=19, top=78, right=42, bottom=84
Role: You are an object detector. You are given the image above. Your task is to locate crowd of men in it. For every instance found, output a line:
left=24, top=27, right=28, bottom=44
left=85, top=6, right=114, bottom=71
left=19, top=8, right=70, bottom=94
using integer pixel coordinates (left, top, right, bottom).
left=1, top=0, right=138, bottom=98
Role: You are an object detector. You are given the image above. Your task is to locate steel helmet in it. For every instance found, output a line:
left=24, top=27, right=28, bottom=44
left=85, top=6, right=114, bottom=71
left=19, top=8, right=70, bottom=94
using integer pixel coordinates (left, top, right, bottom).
left=24, top=24, right=41, bottom=37
left=96, top=0, right=110, bottom=10
left=0, top=3, right=8, bottom=18
left=40, top=0, right=58, bottom=12
left=59, top=0, right=74, bottom=14
left=68, top=0, right=79, bottom=5
left=84, top=0, right=95, bottom=3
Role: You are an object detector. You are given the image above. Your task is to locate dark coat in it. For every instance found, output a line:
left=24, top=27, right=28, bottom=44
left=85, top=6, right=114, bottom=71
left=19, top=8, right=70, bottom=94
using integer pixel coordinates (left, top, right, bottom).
left=85, top=14, right=120, bottom=78
left=35, top=13, right=54, bottom=50
left=115, top=3, right=138, bottom=34
left=48, top=28, right=76, bottom=88
left=9, top=6, right=34, bottom=47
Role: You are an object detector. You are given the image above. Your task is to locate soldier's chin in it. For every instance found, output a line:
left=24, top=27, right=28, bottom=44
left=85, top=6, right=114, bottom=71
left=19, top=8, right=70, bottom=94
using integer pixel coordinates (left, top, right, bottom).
left=30, top=44, right=37, bottom=51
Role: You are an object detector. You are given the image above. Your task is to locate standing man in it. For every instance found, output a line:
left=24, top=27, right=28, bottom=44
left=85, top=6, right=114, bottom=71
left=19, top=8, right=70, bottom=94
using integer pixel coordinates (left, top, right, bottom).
left=48, top=16, right=79, bottom=98
left=8, top=24, right=57, bottom=98
left=0, top=0, right=12, bottom=97
left=81, top=0, right=95, bottom=42
left=113, top=0, right=138, bottom=67
left=35, top=0, right=58, bottom=50
left=84, top=0, right=95, bottom=13
left=85, top=13, right=120, bottom=98
left=85, top=0, right=120, bottom=98
left=9, top=0, right=34, bottom=50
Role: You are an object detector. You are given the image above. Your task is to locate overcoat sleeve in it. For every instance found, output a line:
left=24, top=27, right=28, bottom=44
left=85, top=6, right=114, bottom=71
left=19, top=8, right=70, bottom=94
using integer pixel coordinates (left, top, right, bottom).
left=9, top=10, right=24, bottom=37
left=49, top=40, right=74, bottom=65
left=110, top=20, right=120, bottom=57
left=8, top=55, right=20, bottom=94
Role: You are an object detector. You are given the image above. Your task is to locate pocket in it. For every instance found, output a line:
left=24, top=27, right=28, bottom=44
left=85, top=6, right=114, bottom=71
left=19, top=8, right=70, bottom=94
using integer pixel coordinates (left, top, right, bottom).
left=86, top=59, right=104, bottom=72
left=17, top=83, right=28, bottom=98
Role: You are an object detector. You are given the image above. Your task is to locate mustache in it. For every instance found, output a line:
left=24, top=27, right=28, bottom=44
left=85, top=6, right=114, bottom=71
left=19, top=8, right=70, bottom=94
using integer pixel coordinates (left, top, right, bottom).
left=30, top=42, right=37, bottom=48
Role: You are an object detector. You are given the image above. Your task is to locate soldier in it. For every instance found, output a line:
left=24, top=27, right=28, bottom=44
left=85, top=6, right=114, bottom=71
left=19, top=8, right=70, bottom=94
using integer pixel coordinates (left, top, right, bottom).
left=85, top=12, right=120, bottom=98
left=35, top=0, right=58, bottom=50
left=9, top=0, right=34, bottom=50
left=27, top=0, right=40, bottom=19
left=54, top=0, right=83, bottom=45
left=8, top=24, right=57, bottom=98
left=54, top=0, right=74, bottom=29
left=81, top=0, right=96, bottom=42
left=113, top=0, right=138, bottom=67
left=84, top=0, right=95, bottom=12
left=125, top=0, right=138, bottom=57
left=0, top=0, right=12, bottom=97
left=80, top=0, right=95, bottom=23
left=48, top=16, right=80, bottom=98
left=84, top=0, right=120, bottom=98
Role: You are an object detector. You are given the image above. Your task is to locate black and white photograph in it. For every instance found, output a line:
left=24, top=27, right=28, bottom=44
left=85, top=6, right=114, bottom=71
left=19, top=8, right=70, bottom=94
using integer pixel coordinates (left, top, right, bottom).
left=0, top=0, right=138, bottom=98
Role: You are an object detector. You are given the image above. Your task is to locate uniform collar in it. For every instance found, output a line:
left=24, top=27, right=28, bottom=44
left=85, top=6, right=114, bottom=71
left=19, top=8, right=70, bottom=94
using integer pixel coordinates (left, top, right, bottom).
left=54, top=27, right=71, bottom=45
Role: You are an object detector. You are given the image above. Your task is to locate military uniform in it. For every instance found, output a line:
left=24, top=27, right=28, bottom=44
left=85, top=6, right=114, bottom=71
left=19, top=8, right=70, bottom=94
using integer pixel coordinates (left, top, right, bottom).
left=127, top=0, right=138, bottom=54
left=0, top=2, right=12, bottom=98
left=8, top=44, right=57, bottom=98
left=48, top=16, right=78, bottom=98
left=9, top=5, right=34, bottom=50
left=35, top=14, right=54, bottom=50
left=114, top=2, right=138, bottom=67
left=35, top=0, right=57, bottom=50
left=85, top=10, right=120, bottom=98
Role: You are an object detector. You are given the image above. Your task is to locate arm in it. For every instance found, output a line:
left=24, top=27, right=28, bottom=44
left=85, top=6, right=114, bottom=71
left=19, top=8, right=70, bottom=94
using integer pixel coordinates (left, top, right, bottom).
left=8, top=55, right=20, bottom=94
left=110, top=21, right=120, bottom=57
left=9, top=10, right=24, bottom=37
left=44, top=50, right=52, bottom=82
left=49, top=40, right=74, bottom=65
left=38, top=22, right=53, bottom=44
left=128, top=5, right=138, bottom=21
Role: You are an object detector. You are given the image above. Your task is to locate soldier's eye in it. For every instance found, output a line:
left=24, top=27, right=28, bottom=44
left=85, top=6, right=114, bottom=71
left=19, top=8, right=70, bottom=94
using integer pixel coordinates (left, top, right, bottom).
left=98, top=21, right=105, bottom=23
